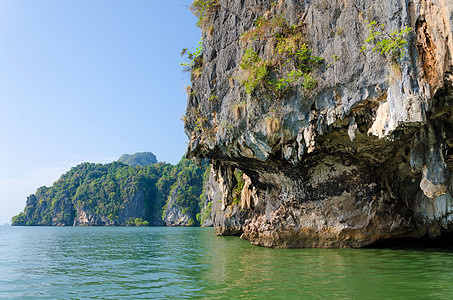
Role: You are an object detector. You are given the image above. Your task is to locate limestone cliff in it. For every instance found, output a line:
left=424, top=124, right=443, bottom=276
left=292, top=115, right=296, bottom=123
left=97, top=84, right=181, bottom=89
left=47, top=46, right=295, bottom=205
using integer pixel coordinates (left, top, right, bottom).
left=161, top=158, right=209, bottom=226
left=73, top=191, right=149, bottom=226
left=163, top=186, right=193, bottom=226
left=12, top=156, right=207, bottom=227
left=185, top=0, right=453, bottom=248
left=200, top=167, right=246, bottom=233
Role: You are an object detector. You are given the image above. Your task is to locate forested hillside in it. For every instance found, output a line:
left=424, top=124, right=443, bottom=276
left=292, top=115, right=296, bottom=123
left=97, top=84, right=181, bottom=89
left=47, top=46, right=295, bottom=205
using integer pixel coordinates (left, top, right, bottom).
left=12, top=155, right=208, bottom=226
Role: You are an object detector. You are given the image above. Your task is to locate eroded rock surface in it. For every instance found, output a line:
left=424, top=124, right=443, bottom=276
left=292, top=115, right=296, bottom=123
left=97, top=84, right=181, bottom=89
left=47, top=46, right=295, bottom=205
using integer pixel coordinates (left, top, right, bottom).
left=74, top=191, right=148, bottom=226
left=185, top=0, right=453, bottom=248
left=163, top=186, right=192, bottom=226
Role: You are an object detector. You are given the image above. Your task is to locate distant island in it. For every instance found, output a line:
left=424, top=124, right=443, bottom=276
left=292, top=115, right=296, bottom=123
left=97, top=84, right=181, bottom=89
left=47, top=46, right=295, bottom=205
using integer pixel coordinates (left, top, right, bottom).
left=118, top=152, right=157, bottom=167
left=12, top=152, right=209, bottom=227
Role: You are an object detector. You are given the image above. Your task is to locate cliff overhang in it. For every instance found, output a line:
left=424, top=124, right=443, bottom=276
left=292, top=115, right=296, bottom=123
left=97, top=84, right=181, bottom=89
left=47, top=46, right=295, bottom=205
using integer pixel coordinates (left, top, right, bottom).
left=185, top=0, right=453, bottom=248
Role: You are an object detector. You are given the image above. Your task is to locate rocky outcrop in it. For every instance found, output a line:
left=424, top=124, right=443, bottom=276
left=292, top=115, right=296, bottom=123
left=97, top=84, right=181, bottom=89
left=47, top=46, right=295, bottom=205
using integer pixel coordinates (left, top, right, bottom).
left=11, top=187, right=76, bottom=226
left=117, top=152, right=158, bottom=167
left=74, top=191, right=147, bottom=226
left=185, top=0, right=453, bottom=247
left=199, top=166, right=251, bottom=232
left=163, top=186, right=193, bottom=226
left=198, top=168, right=217, bottom=227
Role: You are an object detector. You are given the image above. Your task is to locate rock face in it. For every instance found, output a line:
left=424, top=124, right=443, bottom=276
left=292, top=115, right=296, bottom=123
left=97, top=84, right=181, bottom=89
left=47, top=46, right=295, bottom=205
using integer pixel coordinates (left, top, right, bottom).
left=163, top=186, right=193, bottom=226
left=73, top=191, right=148, bottom=226
left=184, top=0, right=453, bottom=248
left=162, top=159, right=209, bottom=226
left=197, top=168, right=217, bottom=227
left=14, top=182, right=155, bottom=227
left=201, top=167, right=246, bottom=234
left=118, top=152, right=158, bottom=167
left=18, top=188, right=76, bottom=226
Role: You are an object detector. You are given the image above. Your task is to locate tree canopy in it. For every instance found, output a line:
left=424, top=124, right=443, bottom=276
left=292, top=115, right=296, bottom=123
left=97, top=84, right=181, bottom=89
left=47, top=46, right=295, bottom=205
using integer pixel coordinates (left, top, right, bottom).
left=12, top=156, right=208, bottom=226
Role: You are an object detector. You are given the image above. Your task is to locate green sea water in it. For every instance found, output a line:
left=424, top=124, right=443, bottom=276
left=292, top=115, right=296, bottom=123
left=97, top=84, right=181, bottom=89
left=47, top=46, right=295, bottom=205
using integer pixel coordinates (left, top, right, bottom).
left=0, top=226, right=452, bottom=299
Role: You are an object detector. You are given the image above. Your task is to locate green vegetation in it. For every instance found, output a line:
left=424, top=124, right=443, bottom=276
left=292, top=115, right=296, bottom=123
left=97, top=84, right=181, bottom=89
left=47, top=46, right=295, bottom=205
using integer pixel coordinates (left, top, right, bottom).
left=361, top=20, right=411, bottom=62
left=12, top=161, right=166, bottom=226
left=187, top=218, right=196, bottom=226
left=240, top=48, right=270, bottom=94
left=126, top=217, right=149, bottom=226
left=185, top=105, right=217, bottom=142
left=196, top=201, right=212, bottom=224
left=232, top=169, right=245, bottom=205
left=181, top=40, right=203, bottom=73
left=236, top=14, right=324, bottom=137
left=190, top=0, right=220, bottom=28
left=240, top=15, right=324, bottom=100
left=326, top=54, right=340, bottom=69
left=118, top=152, right=157, bottom=167
left=12, top=156, right=208, bottom=227
left=208, top=94, right=218, bottom=102
left=181, top=40, right=204, bottom=81
left=161, top=158, right=209, bottom=221
left=240, top=15, right=287, bottom=42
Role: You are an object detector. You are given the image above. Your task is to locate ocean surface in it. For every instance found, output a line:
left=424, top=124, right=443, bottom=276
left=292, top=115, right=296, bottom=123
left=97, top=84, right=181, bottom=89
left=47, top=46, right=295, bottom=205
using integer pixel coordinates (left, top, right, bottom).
left=1, top=226, right=452, bottom=299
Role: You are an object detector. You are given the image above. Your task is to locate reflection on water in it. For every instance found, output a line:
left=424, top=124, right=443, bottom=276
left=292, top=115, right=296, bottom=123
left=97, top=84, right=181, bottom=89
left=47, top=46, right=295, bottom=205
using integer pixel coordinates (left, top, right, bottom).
left=0, top=226, right=452, bottom=299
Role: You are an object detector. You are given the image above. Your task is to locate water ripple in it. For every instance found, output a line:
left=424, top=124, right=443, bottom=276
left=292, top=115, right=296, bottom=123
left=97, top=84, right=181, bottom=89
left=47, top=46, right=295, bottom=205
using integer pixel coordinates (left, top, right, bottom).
left=0, top=226, right=452, bottom=299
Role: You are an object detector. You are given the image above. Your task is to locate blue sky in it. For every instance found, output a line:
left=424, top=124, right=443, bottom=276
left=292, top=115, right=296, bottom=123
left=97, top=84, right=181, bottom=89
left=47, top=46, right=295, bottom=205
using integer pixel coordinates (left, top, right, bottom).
left=0, top=0, right=200, bottom=223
